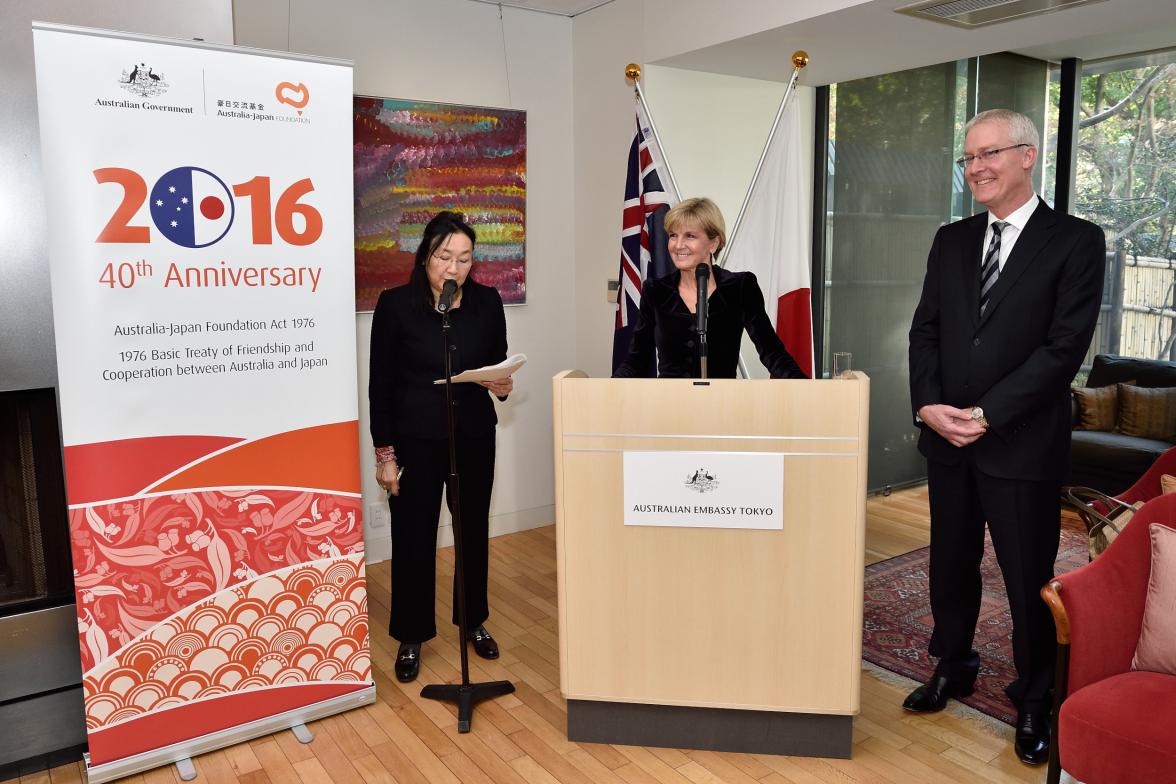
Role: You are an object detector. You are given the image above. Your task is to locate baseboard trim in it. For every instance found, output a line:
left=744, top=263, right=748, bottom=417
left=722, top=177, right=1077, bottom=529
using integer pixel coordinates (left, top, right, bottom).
left=365, top=504, right=554, bottom=563
left=567, top=699, right=853, bottom=758
left=438, top=504, right=554, bottom=548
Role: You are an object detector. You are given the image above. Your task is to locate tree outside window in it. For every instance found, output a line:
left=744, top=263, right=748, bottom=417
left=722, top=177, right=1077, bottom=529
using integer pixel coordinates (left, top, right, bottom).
left=1058, top=59, right=1176, bottom=365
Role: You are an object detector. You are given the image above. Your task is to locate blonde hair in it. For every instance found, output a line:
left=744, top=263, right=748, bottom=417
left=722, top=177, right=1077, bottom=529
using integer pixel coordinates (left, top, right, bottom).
left=664, top=197, right=727, bottom=255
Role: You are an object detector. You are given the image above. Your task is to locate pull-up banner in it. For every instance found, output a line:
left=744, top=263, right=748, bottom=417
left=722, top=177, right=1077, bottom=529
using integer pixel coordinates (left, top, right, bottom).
left=33, top=23, right=372, bottom=782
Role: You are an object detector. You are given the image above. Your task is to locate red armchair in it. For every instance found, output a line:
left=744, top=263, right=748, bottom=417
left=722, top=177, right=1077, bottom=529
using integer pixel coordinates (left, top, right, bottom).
left=1042, top=493, right=1176, bottom=784
left=1115, top=445, right=1176, bottom=507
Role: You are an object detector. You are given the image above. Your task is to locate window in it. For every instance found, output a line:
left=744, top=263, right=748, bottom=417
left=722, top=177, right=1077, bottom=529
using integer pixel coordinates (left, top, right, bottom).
left=1071, top=55, right=1176, bottom=367
left=822, top=54, right=1050, bottom=490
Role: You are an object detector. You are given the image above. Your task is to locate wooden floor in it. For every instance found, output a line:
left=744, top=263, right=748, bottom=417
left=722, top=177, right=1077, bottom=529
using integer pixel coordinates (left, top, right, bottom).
left=10, top=485, right=1050, bottom=784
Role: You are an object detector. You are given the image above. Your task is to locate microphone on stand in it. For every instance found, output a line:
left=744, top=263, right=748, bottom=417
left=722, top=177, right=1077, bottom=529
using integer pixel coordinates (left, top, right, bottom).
left=437, top=279, right=458, bottom=313
left=695, top=264, right=709, bottom=379
left=694, top=264, right=709, bottom=334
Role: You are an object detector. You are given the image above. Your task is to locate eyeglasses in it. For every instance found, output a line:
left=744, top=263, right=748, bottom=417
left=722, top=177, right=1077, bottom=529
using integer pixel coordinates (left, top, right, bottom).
left=955, top=143, right=1030, bottom=169
left=430, top=253, right=472, bottom=266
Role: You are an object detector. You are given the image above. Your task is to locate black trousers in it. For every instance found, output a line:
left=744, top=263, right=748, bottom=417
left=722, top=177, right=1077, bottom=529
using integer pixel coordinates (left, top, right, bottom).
left=926, top=457, right=1060, bottom=713
left=386, top=433, right=495, bottom=643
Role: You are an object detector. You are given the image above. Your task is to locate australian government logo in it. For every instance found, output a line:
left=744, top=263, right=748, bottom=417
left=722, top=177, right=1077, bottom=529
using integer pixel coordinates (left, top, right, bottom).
left=121, top=62, right=168, bottom=98
left=95, top=62, right=193, bottom=114
left=685, top=467, right=718, bottom=493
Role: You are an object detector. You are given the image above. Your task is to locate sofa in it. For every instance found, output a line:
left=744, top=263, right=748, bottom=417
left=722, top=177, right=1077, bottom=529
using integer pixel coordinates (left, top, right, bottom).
left=1068, top=354, right=1176, bottom=494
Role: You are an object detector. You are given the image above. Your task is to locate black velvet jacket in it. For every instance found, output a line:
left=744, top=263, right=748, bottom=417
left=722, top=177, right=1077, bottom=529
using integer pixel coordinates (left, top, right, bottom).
left=369, top=280, right=507, bottom=447
left=614, top=265, right=806, bottom=379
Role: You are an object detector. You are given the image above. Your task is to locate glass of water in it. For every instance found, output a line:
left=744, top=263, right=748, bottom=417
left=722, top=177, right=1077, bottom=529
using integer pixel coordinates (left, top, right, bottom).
left=832, top=352, right=853, bottom=379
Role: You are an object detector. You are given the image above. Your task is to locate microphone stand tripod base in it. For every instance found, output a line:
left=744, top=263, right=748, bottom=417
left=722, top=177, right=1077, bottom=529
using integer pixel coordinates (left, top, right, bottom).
left=421, top=678, right=516, bottom=733
left=427, top=303, right=515, bottom=733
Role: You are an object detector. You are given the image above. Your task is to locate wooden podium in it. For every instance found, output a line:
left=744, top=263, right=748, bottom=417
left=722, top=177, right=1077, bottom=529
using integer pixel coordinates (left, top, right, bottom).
left=552, top=371, right=869, bottom=758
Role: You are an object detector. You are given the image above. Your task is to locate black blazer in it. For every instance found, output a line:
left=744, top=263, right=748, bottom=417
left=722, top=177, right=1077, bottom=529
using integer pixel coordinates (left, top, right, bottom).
left=369, top=280, right=507, bottom=446
left=614, top=265, right=806, bottom=379
left=908, top=201, right=1105, bottom=481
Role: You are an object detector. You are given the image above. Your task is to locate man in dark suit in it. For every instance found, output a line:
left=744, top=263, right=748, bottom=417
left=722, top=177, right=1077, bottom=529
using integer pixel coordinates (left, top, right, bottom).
left=907, top=109, right=1105, bottom=765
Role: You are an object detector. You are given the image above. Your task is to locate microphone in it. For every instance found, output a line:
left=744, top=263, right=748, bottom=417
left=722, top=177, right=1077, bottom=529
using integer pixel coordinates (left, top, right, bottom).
left=694, top=264, right=709, bottom=336
left=437, top=279, right=458, bottom=313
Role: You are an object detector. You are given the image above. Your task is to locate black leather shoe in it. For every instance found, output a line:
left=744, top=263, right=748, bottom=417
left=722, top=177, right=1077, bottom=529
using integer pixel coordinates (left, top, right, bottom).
left=470, top=626, right=499, bottom=659
left=1014, top=710, right=1050, bottom=765
left=902, top=673, right=976, bottom=713
left=395, top=643, right=421, bottom=682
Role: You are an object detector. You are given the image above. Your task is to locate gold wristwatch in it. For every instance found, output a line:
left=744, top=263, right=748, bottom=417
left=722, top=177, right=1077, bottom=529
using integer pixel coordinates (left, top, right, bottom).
left=970, top=406, right=989, bottom=430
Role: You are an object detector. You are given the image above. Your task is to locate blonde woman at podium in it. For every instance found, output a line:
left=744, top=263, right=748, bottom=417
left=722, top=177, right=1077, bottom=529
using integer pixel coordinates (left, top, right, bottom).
left=614, top=197, right=806, bottom=379
left=369, top=211, right=513, bottom=683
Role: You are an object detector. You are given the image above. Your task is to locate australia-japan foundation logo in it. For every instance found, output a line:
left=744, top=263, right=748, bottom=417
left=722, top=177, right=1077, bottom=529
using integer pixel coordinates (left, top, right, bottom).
left=275, top=81, right=310, bottom=115
left=215, top=80, right=311, bottom=124
left=120, top=62, right=169, bottom=98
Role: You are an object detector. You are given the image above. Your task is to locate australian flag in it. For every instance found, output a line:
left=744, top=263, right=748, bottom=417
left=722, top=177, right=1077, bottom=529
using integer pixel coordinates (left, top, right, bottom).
left=611, top=110, right=675, bottom=374
left=149, top=166, right=235, bottom=248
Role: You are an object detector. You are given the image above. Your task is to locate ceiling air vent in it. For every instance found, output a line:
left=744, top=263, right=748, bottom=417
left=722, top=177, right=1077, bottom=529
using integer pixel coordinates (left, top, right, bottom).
left=896, top=0, right=1108, bottom=28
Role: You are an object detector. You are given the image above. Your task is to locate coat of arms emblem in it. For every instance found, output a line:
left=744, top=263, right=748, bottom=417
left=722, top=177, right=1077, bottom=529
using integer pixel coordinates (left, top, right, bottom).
left=120, top=62, right=169, bottom=98
left=685, top=468, right=718, bottom=493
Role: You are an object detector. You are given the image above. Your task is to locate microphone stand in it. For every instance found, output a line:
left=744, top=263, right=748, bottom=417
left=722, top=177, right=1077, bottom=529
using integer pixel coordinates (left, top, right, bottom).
left=698, top=317, right=708, bottom=379
left=696, top=266, right=709, bottom=380
left=420, top=300, right=515, bottom=732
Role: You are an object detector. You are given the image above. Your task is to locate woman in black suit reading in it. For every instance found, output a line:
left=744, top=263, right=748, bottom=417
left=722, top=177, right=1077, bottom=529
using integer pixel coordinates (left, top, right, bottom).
left=369, top=211, right=513, bottom=682
left=614, top=197, right=807, bottom=379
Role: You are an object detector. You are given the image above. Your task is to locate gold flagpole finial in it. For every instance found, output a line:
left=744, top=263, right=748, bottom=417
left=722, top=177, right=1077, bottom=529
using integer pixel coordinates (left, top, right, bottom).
left=791, top=51, right=809, bottom=69
left=624, top=63, right=642, bottom=82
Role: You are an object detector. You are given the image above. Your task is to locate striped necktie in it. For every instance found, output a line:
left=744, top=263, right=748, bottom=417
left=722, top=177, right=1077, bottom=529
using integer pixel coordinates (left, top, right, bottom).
left=980, top=221, right=1007, bottom=317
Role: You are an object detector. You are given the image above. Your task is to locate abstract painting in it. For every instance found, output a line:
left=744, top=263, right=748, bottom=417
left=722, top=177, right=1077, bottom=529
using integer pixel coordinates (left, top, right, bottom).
left=354, top=96, right=526, bottom=310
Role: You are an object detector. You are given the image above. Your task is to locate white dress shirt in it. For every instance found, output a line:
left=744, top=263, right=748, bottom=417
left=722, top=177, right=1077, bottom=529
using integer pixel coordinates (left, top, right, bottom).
left=984, top=193, right=1039, bottom=273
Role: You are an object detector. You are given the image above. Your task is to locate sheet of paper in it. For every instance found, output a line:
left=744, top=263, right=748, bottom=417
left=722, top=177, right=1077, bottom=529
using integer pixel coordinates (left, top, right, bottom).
left=434, top=353, right=527, bottom=384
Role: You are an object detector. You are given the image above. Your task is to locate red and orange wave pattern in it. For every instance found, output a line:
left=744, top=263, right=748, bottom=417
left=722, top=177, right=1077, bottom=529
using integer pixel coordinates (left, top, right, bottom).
left=71, top=488, right=364, bottom=671
left=63, top=421, right=372, bottom=766
left=83, top=556, right=369, bottom=730
left=353, top=97, right=526, bottom=310
left=82, top=557, right=370, bottom=765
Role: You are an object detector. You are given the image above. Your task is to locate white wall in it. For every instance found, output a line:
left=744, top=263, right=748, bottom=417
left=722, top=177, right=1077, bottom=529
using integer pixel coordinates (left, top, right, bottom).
left=237, top=0, right=820, bottom=564
left=235, top=0, right=574, bottom=562
left=644, top=66, right=812, bottom=240
left=572, top=9, right=815, bottom=378
left=6, top=0, right=818, bottom=561
left=641, top=0, right=870, bottom=64
left=571, top=0, right=647, bottom=378
left=644, top=66, right=815, bottom=379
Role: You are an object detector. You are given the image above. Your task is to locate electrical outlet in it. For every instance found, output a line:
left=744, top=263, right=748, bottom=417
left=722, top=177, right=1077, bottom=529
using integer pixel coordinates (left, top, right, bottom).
left=366, top=502, right=389, bottom=529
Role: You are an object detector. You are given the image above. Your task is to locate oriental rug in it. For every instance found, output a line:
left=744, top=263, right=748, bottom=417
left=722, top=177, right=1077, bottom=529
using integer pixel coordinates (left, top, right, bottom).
left=862, top=524, right=1088, bottom=725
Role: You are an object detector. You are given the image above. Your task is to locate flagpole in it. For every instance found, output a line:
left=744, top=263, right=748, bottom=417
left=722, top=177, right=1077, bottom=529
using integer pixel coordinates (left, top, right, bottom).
left=625, top=63, right=682, bottom=202
left=718, top=50, right=809, bottom=269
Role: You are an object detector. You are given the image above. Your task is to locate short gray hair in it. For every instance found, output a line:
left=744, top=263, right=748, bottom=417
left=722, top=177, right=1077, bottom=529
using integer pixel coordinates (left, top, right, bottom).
left=964, top=109, right=1039, bottom=147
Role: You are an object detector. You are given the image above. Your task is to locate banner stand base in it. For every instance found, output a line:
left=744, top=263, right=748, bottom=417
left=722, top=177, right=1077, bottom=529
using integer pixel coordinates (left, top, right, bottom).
left=83, top=685, right=375, bottom=783
left=175, top=758, right=197, bottom=781
left=291, top=723, right=315, bottom=744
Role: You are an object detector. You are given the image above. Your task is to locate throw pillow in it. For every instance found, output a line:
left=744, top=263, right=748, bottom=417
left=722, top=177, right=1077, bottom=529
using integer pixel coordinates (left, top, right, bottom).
left=1117, top=384, right=1176, bottom=441
left=1072, top=385, right=1121, bottom=431
left=1163, top=474, right=1176, bottom=496
left=1132, top=523, right=1176, bottom=675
